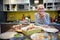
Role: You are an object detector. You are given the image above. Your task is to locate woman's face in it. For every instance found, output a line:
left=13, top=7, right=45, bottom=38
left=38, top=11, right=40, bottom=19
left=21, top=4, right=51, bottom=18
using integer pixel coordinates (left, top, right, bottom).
left=37, top=7, right=44, bottom=13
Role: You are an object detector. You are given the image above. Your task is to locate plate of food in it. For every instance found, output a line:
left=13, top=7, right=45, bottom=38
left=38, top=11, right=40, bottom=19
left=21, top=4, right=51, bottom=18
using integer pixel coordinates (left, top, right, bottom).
left=42, top=27, right=59, bottom=33
left=21, top=24, right=43, bottom=36
left=30, top=33, right=51, bottom=40
left=27, top=28, right=42, bottom=36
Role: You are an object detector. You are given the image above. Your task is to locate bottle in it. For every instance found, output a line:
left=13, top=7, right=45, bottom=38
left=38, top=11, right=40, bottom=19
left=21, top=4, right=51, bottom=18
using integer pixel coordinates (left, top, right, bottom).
left=22, top=14, right=25, bottom=21
left=51, top=17, right=55, bottom=23
left=27, top=15, right=31, bottom=22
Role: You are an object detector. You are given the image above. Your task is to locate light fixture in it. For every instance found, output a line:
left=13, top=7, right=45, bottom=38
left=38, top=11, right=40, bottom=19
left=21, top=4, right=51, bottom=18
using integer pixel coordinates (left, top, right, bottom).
left=34, top=0, right=39, bottom=4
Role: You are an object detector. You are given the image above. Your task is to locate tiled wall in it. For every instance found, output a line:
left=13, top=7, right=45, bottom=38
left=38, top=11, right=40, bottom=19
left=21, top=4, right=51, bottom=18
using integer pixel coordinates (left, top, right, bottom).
left=7, top=11, right=58, bottom=21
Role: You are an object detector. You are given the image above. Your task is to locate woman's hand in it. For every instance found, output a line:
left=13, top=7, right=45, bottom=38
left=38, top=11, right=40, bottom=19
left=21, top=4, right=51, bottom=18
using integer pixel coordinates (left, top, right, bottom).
left=39, top=13, right=45, bottom=18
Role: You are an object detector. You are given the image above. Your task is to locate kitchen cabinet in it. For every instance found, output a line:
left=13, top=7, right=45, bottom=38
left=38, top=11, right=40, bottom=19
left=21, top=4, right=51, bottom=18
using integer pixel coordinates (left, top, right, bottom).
left=3, top=0, right=30, bottom=11
left=3, top=0, right=10, bottom=4
left=16, top=0, right=29, bottom=4
left=43, top=0, right=60, bottom=11
left=3, top=0, right=43, bottom=11
left=17, top=4, right=30, bottom=11
left=3, top=0, right=60, bottom=11
left=3, top=0, right=16, bottom=4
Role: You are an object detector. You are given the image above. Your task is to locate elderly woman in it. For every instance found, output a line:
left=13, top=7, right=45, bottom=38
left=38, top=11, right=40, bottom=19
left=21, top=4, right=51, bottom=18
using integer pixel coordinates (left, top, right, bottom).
left=35, top=4, right=50, bottom=26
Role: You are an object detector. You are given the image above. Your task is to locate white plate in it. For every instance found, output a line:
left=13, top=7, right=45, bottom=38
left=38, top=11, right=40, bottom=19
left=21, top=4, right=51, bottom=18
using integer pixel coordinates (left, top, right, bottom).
left=42, top=27, right=59, bottom=33
left=0, top=32, right=17, bottom=39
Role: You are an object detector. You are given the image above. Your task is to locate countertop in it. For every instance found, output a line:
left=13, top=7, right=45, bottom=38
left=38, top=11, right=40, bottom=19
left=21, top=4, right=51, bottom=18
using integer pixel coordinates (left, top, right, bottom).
left=0, top=22, right=19, bottom=24
left=0, top=22, right=60, bottom=31
left=0, top=22, right=60, bottom=25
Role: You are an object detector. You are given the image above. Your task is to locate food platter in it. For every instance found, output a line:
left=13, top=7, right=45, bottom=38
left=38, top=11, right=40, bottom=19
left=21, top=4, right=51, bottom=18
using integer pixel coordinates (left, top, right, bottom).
left=42, top=27, right=59, bottom=33
left=21, top=24, right=59, bottom=33
left=30, top=33, right=51, bottom=40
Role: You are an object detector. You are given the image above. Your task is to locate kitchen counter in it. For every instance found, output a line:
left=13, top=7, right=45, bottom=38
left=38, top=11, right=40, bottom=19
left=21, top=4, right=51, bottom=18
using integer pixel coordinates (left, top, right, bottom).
left=0, top=22, right=60, bottom=33
left=0, top=21, right=60, bottom=24
left=0, top=22, right=19, bottom=24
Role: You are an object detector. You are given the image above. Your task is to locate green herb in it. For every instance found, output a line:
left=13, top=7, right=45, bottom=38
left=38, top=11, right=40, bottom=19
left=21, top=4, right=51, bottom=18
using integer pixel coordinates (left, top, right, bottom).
left=14, top=33, right=23, bottom=38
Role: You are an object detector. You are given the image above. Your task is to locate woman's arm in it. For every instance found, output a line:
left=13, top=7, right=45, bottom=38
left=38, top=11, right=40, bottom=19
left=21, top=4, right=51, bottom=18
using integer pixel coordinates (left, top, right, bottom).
left=44, top=13, right=50, bottom=25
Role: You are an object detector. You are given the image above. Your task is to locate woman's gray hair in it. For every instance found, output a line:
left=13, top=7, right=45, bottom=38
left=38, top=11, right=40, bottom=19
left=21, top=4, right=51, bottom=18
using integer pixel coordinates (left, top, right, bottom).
left=37, top=4, right=44, bottom=9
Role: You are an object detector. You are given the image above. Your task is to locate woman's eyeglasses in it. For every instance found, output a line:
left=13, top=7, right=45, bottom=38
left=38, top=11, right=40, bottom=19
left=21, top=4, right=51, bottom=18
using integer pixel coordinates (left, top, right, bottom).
left=38, top=8, right=44, bottom=10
